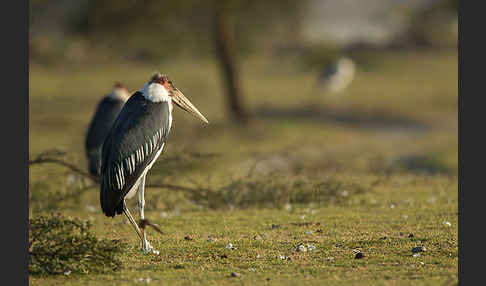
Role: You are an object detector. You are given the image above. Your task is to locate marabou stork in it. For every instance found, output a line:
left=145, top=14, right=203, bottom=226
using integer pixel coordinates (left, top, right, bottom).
left=316, top=57, right=356, bottom=94
left=100, top=73, right=208, bottom=254
left=85, top=83, right=130, bottom=177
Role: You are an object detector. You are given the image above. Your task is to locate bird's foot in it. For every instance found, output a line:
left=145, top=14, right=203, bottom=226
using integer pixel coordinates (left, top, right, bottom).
left=138, top=219, right=163, bottom=255
left=143, top=248, right=160, bottom=255
left=141, top=241, right=160, bottom=255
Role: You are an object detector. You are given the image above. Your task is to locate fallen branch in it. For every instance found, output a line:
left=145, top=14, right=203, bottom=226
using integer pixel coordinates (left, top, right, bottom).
left=29, top=150, right=205, bottom=195
left=29, top=157, right=100, bottom=183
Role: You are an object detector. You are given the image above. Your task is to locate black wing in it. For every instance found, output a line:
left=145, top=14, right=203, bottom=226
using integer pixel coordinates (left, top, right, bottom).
left=319, top=63, right=338, bottom=80
left=85, top=96, right=125, bottom=153
left=100, top=92, right=171, bottom=217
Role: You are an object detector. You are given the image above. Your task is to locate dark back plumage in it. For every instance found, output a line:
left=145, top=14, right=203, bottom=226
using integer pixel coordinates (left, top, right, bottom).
left=100, top=92, right=172, bottom=217
left=318, top=63, right=339, bottom=82
left=86, top=96, right=126, bottom=176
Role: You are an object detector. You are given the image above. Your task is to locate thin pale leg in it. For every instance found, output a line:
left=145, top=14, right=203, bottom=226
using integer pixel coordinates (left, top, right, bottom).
left=123, top=203, right=143, bottom=241
left=138, top=175, right=159, bottom=254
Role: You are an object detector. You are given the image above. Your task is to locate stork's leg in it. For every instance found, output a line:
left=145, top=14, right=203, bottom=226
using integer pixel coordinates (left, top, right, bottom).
left=123, top=202, right=143, bottom=242
left=138, top=175, right=159, bottom=255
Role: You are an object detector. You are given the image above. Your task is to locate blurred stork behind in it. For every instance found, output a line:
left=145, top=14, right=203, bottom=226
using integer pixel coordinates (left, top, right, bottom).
left=85, top=83, right=130, bottom=177
left=316, top=57, right=356, bottom=95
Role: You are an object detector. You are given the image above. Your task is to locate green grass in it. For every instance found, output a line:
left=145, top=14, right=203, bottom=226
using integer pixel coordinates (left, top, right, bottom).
left=29, top=50, right=457, bottom=285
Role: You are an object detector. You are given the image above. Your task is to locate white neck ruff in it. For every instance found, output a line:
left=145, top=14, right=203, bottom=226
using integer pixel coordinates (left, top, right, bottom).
left=141, top=83, right=171, bottom=102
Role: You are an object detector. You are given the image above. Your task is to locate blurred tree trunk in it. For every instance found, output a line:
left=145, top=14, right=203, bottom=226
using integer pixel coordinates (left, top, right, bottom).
left=213, top=6, right=248, bottom=124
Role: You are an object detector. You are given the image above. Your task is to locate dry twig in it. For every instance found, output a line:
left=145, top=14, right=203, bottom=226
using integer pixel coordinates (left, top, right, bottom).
left=29, top=149, right=205, bottom=194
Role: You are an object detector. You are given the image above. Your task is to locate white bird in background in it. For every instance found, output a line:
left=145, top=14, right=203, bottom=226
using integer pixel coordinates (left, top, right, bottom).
left=316, top=57, right=356, bottom=95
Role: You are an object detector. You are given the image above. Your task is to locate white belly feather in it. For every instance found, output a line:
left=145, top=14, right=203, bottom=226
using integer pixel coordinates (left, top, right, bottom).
left=125, top=143, right=165, bottom=199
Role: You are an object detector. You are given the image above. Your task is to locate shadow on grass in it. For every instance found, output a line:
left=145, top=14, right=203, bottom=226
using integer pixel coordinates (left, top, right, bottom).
left=254, top=105, right=430, bottom=132
left=369, top=152, right=457, bottom=176
left=393, top=153, right=457, bottom=175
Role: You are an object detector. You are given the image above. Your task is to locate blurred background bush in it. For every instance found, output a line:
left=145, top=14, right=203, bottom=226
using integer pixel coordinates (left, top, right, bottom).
left=30, top=0, right=457, bottom=63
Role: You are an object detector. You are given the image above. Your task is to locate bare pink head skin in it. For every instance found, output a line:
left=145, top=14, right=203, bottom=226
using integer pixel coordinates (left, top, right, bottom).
left=150, top=72, right=163, bottom=82
left=149, top=74, right=171, bottom=91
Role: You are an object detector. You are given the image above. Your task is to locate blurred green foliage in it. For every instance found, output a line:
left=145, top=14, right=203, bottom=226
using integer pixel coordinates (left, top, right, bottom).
left=72, top=0, right=304, bottom=60
left=396, top=0, right=458, bottom=49
left=30, top=0, right=457, bottom=69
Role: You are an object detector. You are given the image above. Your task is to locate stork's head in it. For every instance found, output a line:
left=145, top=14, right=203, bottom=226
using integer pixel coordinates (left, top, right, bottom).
left=337, top=58, right=355, bottom=73
left=110, top=83, right=130, bottom=102
left=146, top=73, right=209, bottom=124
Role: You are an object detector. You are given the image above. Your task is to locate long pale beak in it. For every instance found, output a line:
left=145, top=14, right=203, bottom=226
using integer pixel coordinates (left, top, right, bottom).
left=171, top=88, right=209, bottom=124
